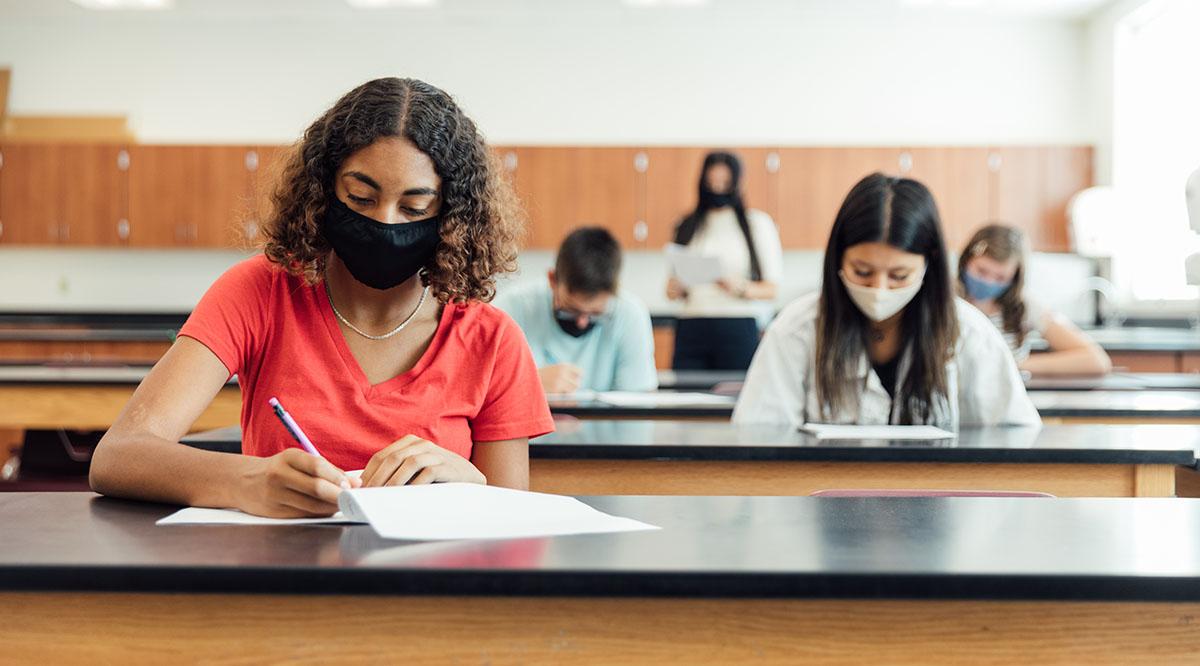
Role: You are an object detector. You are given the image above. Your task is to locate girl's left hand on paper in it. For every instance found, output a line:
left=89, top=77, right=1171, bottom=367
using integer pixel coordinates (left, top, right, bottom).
left=360, top=435, right=487, bottom=487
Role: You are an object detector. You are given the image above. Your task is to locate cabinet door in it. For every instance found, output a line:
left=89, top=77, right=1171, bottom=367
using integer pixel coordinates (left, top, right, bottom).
left=571, top=147, right=641, bottom=248
left=988, top=146, right=1094, bottom=252
left=644, top=146, right=781, bottom=250
left=59, top=144, right=129, bottom=246
left=904, top=147, right=991, bottom=253
left=500, top=146, right=575, bottom=250
left=239, top=145, right=290, bottom=249
left=128, top=146, right=254, bottom=248
left=0, top=144, right=129, bottom=246
left=0, top=144, right=62, bottom=244
left=776, top=147, right=902, bottom=249
left=643, top=147, right=707, bottom=249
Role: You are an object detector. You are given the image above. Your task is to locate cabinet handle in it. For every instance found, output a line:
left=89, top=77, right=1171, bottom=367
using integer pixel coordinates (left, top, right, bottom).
left=61, top=223, right=70, bottom=242
left=987, top=152, right=1003, bottom=172
left=245, top=150, right=259, bottom=172
left=898, top=152, right=913, bottom=174
left=0, top=220, right=4, bottom=240
left=503, top=151, right=518, bottom=171
left=633, top=152, right=649, bottom=173
left=766, top=152, right=781, bottom=173
left=634, top=220, right=648, bottom=242
left=117, top=218, right=130, bottom=240
left=245, top=221, right=259, bottom=241
left=0, top=150, right=4, bottom=170
left=116, top=150, right=130, bottom=171
left=189, top=224, right=198, bottom=241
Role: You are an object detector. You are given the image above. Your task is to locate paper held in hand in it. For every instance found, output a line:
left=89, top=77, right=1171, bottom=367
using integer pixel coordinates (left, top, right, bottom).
left=666, top=243, right=724, bottom=287
left=157, top=482, right=659, bottom=541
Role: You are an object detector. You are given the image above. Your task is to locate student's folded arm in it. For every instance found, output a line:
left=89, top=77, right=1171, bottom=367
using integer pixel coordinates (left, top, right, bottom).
left=732, top=316, right=809, bottom=427
left=1019, top=313, right=1112, bottom=376
left=89, top=336, right=254, bottom=508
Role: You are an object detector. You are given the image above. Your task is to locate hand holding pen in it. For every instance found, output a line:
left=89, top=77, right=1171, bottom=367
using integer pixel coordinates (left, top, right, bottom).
left=230, top=397, right=361, bottom=519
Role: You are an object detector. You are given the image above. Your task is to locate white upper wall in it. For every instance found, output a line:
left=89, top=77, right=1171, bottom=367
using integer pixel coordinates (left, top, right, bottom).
left=0, top=0, right=1098, bottom=146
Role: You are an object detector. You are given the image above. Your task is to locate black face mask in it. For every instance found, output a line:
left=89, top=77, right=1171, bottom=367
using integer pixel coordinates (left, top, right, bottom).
left=554, top=312, right=596, bottom=338
left=320, top=197, right=441, bottom=291
left=700, top=188, right=736, bottom=209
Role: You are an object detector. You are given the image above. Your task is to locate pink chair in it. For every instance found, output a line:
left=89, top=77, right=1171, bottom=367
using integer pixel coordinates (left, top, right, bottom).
left=810, top=489, right=1055, bottom=498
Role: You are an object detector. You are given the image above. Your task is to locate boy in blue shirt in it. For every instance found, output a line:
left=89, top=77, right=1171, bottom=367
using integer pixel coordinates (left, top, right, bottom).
left=496, top=227, right=658, bottom=394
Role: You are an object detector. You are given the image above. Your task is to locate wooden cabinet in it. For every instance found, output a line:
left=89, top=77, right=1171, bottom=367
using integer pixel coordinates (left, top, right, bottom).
left=0, top=144, right=128, bottom=246
left=242, top=144, right=290, bottom=249
left=903, top=147, right=990, bottom=253
left=127, top=145, right=255, bottom=248
left=573, top=147, right=642, bottom=248
left=987, top=146, right=1093, bottom=252
left=776, top=147, right=903, bottom=249
left=501, top=147, right=641, bottom=250
left=642, top=147, right=781, bottom=251
left=0, top=142, right=1093, bottom=254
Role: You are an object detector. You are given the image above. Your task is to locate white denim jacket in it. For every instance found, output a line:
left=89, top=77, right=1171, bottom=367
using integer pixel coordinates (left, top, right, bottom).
left=732, top=292, right=1041, bottom=430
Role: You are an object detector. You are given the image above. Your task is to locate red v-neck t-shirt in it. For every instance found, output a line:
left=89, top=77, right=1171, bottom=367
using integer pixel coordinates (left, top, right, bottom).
left=178, top=255, right=555, bottom=471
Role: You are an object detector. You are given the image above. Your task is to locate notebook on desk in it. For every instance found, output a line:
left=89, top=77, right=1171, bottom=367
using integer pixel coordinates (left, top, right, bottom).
left=800, top=424, right=957, bottom=441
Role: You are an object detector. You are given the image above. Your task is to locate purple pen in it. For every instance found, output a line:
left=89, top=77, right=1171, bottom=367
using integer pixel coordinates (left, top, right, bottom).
left=268, top=397, right=322, bottom=457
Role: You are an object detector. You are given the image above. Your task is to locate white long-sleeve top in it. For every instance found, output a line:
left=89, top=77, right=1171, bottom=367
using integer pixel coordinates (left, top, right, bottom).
left=732, top=292, right=1041, bottom=430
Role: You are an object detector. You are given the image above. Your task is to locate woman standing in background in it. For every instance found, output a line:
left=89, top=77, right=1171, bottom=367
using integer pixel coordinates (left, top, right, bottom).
left=958, top=224, right=1111, bottom=377
left=665, top=151, right=783, bottom=370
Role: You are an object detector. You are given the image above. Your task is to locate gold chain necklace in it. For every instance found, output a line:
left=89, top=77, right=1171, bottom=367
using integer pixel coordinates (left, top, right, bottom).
left=324, top=280, right=429, bottom=341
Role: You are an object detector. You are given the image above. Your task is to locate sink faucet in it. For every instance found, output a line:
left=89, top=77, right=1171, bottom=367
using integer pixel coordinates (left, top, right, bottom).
left=1080, top=276, right=1125, bottom=328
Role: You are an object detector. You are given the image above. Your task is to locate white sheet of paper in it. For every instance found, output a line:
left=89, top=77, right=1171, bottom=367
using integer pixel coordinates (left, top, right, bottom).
left=157, top=481, right=659, bottom=541
left=339, top=483, right=659, bottom=541
left=596, top=391, right=736, bottom=407
left=665, top=243, right=724, bottom=287
left=156, top=508, right=357, bottom=526
left=800, top=424, right=957, bottom=440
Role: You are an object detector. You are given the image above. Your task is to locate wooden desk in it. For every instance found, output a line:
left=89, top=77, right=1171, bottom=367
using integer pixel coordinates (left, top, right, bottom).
left=0, top=365, right=240, bottom=431
left=184, top=422, right=1197, bottom=497
left=1032, top=390, right=1200, bottom=424
left=3, top=493, right=1200, bottom=664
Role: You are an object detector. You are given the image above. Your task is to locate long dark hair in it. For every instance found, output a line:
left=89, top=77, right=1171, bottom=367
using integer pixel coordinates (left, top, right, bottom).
left=671, top=151, right=762, bottom=281
left=958, top=223, right=1029, bottom=346
left=815, top=173, right=959, bottom=424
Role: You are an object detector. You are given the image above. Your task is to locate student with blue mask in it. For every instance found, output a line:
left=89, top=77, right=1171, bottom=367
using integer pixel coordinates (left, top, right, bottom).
left=496, top=227, right=658, bottom=394
left=958, top=224, right=1111, bottom=377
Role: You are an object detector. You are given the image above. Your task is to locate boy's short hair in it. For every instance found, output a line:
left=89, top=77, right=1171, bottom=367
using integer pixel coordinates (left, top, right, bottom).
left=555, top=227, right=622, bottom=295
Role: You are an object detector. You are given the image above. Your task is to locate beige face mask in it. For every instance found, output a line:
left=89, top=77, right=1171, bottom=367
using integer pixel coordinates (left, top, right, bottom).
left=839, top=270, right=925, bottom=322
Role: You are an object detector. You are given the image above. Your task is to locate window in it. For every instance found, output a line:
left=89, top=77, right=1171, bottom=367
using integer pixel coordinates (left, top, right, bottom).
left=1111, top=0, right=1200, bottom=302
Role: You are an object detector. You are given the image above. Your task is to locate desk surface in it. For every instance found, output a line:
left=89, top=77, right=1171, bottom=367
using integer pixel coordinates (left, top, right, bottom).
left=1031, top=390, right=1200, bottom=418
left=4, top=492, right=1200, bottom=601
left=0, top=364, right=237, bottom=386
left=184, top=423, right=1198, bottom=466
left=658, top=370, right=1200, bottom=392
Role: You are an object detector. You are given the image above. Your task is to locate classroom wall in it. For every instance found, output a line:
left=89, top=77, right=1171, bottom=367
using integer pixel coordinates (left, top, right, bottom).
left=0, top=1, right=1093, bottom=146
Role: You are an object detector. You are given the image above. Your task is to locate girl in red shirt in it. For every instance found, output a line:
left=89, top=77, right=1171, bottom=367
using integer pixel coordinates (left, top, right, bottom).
left=90, top=78, right=554, bottom=518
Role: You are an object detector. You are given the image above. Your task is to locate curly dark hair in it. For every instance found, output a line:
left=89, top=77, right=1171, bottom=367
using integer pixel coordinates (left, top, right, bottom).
left=260, top=77, right=524, bottom=303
